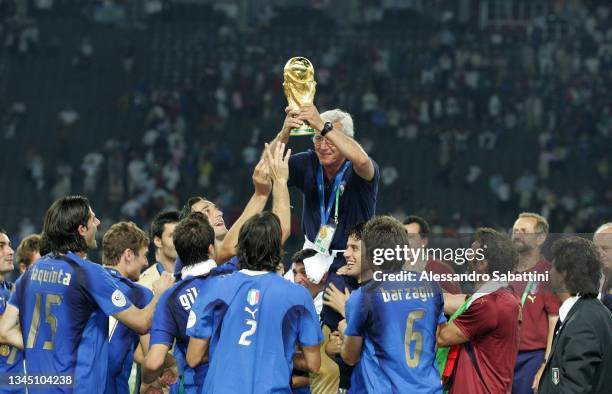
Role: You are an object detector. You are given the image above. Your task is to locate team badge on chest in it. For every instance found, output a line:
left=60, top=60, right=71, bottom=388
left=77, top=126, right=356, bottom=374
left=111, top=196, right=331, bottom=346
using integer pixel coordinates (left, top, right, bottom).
left=552, top=367, right=560, bottom=385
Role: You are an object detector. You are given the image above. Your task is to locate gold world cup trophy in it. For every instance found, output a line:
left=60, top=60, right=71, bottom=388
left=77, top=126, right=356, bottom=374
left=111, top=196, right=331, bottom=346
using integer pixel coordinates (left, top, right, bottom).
left=283, top=57, right=317, bottom=136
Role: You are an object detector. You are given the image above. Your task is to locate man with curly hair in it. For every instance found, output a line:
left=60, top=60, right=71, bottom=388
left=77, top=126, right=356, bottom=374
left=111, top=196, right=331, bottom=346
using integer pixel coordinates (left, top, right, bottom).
left=538, top=236, right=612, bottom=394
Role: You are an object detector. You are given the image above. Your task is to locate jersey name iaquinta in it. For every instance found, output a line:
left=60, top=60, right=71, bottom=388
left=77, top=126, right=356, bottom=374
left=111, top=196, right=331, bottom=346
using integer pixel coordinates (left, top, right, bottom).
left=9, top=252, right=132, bottom=394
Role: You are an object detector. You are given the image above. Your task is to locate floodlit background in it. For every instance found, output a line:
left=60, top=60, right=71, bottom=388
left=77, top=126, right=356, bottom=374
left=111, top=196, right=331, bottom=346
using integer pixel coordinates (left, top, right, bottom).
left=1, top=0, right=611, bottom=262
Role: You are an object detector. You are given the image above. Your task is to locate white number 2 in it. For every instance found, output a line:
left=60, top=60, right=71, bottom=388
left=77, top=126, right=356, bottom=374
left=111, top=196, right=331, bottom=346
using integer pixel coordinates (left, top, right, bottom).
left=238, top=320, right=257, bottom=346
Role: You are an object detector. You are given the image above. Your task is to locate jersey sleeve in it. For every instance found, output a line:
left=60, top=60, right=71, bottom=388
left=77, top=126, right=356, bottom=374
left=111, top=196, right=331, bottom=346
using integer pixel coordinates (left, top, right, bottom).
left=0, top=289, right=9, bottom=314
left=350, top=157, right=380, bottom=188
left=136, top=284, right=154, bottom=309
left=363, top=158, right=380, bottom=185
left=344, top=290, right=367, bottom=337
left=453, top=295, right=497, bottom=340
left=81, top=262, right=133, bottom=316
left=542, top=282, right=561, bottom=315
left=211, top=256, right=240, bottom=276
left=8, top=276, right=24, bottom=310
left=296, top=288, right=323, bottom=347
left=287, top=151, right=312, bottom=189
left=186, top=277, right=227, bottom=339
left=149, top=292, right=175, bottom=346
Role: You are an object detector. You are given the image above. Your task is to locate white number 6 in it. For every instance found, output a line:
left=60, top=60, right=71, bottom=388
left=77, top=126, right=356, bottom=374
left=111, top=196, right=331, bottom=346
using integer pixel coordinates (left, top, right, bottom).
left=238, top=320, right=257, bottom=346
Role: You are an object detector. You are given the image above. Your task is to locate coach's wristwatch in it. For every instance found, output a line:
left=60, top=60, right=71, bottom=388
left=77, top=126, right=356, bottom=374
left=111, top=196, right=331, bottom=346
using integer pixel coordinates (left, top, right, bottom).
left=320, top=121, right=333, bottom=136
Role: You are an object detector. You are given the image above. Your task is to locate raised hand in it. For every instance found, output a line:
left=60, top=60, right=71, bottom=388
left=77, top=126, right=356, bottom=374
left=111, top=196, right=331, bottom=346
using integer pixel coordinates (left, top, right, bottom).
left=265, top=142, right=291, bottom=184
left=327, top=330, right=343, bottom=355
left=152, top=272, right=175, bottom=296
left=280, top=106, right=303, bottom=136
left=252, top=154, right=272, bottom=196
left=297, top=104, right=324, bottom=131
left=323, top=283, right=350, bottom=318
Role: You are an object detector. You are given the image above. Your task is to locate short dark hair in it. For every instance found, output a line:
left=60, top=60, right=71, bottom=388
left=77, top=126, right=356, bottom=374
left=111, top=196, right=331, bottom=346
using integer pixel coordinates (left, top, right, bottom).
left=0, top=228, right=7, bottom=236
left=237, top=212, right=282, bottom=272
left=173, top=212, right=215, bottom=266
left=551, top=236, right=602, bottom=297
left=16, top=234, right=41, bottom=266
left=180, top=197, right=207, bottom=220
left=363, top=216, right=409, bottom=272
left=347, top=222, right=365, bottom=240
left=403, top=215, right=430, bottom=236
left=150, top=210, right=180, bottom=240
left=40, top=196, right=92, bottom=254
left=474, top=228, right=518, bottom=274
left=102, top=222, right=149, bottom=266
left=291, top=249, right=317, bottom=264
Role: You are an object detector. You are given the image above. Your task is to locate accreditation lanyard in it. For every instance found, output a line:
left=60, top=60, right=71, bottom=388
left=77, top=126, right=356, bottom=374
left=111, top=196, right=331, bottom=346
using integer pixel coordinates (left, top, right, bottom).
left=317, top=161, right=351, bottom=226
left=521, top=281, right=535, bottom=307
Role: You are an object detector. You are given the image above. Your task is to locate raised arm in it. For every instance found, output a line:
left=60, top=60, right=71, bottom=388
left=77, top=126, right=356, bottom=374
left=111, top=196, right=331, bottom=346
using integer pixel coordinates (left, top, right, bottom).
left=269, top=107, right=301, bottom=150
left=298, top=104, right=375, bottom=181
left=216, top=156, right=272, bottom=262
left=265, top=142, right=291, bottom=243
left=113, top=273, right=174, bottom=335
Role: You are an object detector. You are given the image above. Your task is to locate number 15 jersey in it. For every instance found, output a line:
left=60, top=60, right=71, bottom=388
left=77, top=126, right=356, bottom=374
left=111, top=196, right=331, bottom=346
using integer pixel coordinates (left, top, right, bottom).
left=9, top=253, right=132, bottom=394
left=187, top=270, right=322, bottom=394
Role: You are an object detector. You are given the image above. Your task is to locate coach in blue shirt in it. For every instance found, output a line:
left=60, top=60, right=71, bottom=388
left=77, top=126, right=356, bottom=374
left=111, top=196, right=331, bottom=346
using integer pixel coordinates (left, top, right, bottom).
left=271, top=104, right=380, bottom=329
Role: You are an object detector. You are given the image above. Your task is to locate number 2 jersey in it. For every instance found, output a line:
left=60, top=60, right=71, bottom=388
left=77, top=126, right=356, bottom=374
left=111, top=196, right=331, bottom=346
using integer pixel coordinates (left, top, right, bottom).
left=187, top=270, right=323, bottom=394
left=344, top=274, right=446, bottom=394
left=8, top=252, right=133, bottom=393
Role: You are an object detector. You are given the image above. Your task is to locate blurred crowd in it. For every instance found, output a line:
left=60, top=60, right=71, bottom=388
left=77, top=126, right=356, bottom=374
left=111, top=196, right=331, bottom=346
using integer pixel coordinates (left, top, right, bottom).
left=2, top=0, right=611, bottom=245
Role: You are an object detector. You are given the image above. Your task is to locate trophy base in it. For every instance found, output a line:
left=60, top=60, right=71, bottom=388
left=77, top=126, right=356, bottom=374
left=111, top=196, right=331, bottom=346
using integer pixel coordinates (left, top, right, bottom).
left=290, top=123, right=317, bottom=136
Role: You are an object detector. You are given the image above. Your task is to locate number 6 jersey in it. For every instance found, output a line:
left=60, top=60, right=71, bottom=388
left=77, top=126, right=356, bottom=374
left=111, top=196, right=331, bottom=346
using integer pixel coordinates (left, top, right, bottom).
left=344, top=274, right=446, bottom=394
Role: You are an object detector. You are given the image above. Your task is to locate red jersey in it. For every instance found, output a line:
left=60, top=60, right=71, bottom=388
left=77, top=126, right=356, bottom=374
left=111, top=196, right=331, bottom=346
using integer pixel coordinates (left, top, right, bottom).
left=450, top=288, right=520, bottom=394
left=425, top=258, right=461, bottom=294
left=510, top=257, right=561, bottom=351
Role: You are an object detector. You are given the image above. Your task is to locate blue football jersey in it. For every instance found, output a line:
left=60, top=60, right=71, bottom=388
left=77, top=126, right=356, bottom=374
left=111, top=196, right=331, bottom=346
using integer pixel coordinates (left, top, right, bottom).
left=8, top=253, right=133, bottom=394
left=187, top=270, right=322, bottom=394
left=150, top=274, right=212, bottom=394
left=345, top=275, right=446, bottom=394
left=105, top=267, right=153, bottom=394
left=0, top=281, right=24, bottom=393
left=174, top=256, right=240, bottom=278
